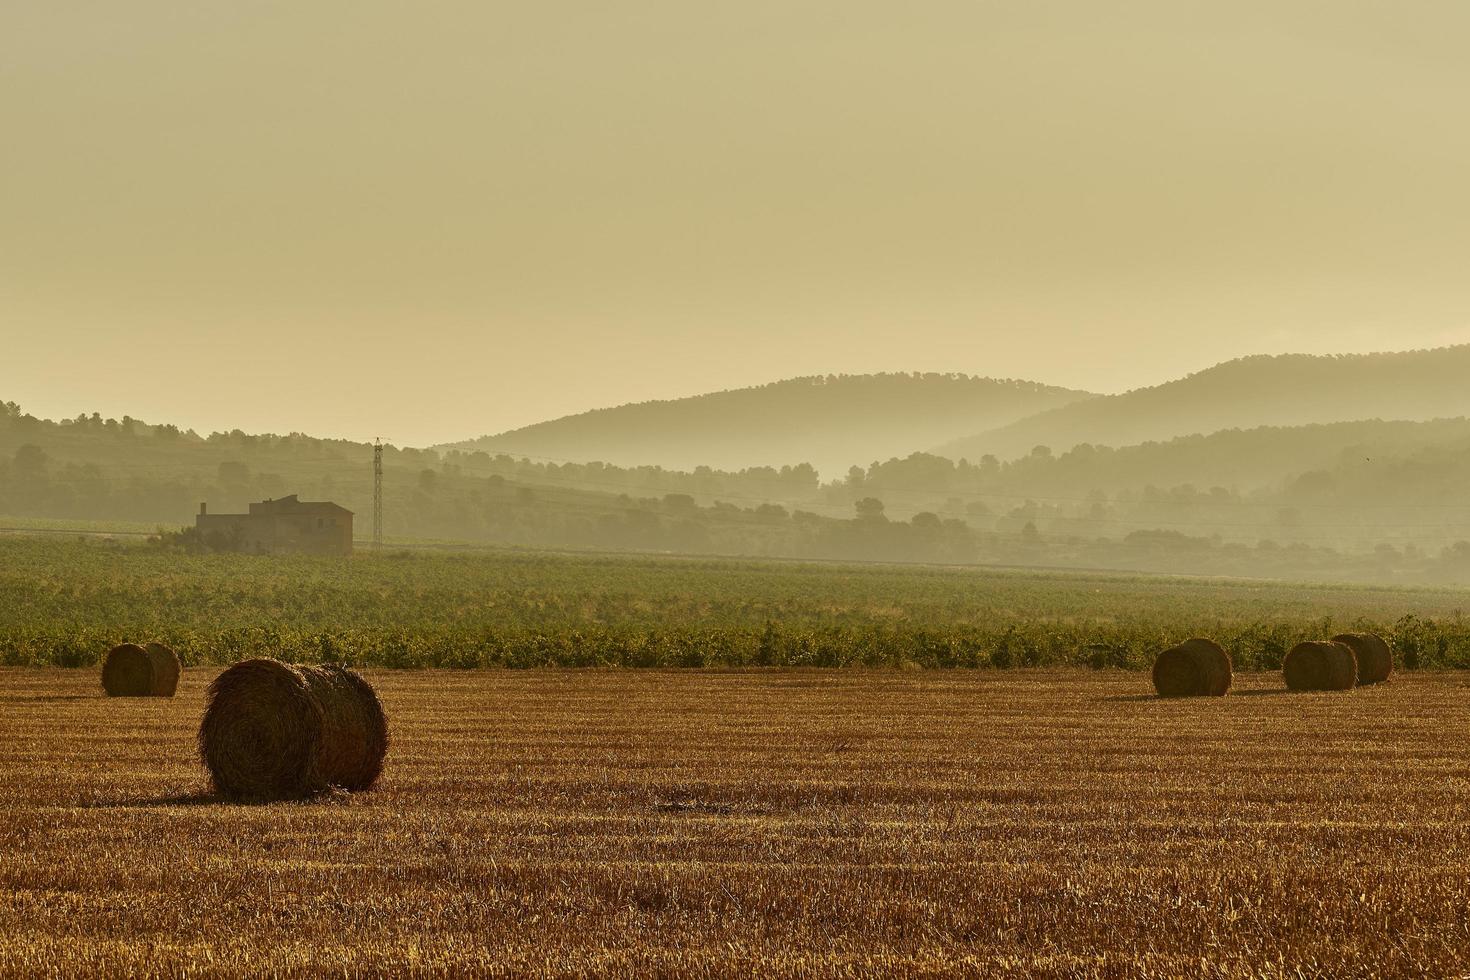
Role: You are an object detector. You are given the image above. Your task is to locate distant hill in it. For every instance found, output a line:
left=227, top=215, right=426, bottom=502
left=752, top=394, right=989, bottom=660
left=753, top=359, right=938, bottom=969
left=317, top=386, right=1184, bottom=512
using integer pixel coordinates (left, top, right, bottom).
left=936, top=347, right=1470, bottom=462
left=13, top=392, right=1470, bottom=575
left=854, top=417, right=1470, bottom=510
left=441, top=373, right=1095, bottom=477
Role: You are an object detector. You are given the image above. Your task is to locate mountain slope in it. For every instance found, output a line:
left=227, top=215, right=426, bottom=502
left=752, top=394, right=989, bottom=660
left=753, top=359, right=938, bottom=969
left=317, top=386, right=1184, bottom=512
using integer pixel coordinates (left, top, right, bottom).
left=855, top=418, right=1470, bottom=512
left=443, top=373, right=1095, bottom=476
left=935, top=347, right=1470, bottom=462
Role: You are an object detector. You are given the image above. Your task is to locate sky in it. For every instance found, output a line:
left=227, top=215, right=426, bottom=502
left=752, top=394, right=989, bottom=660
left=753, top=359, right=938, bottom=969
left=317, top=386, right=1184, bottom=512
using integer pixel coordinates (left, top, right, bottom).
left=4, top=1, right=1470, bottom=447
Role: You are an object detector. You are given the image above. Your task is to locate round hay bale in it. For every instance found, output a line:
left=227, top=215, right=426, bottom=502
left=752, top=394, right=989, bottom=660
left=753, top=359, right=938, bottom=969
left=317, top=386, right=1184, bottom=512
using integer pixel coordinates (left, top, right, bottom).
left=144, top=642, right=181, bottom=697
left=198, top=659, right=389, bottom=801
left=1152, top=638, right=1232, bottom=697
left=1283, top=640, right=1358, bottom=692
left=1331, top=632, right=1393, bottom=685
left=101, top=643, right=154, bottom=697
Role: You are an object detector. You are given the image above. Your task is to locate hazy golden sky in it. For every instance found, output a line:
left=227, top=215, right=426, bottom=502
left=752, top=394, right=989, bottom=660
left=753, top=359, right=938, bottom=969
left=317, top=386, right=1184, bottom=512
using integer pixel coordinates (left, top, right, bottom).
left=5, top=2, right=1470, bottom=446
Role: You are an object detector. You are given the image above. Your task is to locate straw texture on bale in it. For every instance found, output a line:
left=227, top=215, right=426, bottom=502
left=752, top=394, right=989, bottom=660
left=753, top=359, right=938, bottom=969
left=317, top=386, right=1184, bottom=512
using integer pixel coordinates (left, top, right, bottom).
left=1331, top=632, right=1393, bottom=685
left=102, top=642, right=179, bottom=697
left=1151, top=638, right=1232, bottom=697
left=144, top=643, right=181, bottom=697
left=199, top=659, right=389, bottom=801
left=1283, top=641, right=1358, bottom=692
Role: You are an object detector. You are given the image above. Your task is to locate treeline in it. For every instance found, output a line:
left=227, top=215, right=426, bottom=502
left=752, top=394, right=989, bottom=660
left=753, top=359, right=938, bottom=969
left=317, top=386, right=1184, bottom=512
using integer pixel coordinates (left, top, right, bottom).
left=824, top=420, right=1470, bottom=554
left=12, top=400, right=1470, bottom=582
left=0, top=401, right=822, bottom=524
left=440, top=449, right=821, bottom=504
left=844, top=418, right=1470, bottom=501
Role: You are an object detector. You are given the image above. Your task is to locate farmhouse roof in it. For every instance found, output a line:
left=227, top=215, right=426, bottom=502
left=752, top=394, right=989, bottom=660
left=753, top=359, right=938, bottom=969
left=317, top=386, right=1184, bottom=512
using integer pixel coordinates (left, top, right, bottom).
left=250, top=494, right=354, bottom=515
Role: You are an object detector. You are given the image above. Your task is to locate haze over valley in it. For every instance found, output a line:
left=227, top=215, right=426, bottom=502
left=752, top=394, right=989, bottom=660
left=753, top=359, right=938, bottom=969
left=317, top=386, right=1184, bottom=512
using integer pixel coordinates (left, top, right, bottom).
left=10, top=344, right=1470, bottom=584
left=441, top=373, right=1094, bottom=475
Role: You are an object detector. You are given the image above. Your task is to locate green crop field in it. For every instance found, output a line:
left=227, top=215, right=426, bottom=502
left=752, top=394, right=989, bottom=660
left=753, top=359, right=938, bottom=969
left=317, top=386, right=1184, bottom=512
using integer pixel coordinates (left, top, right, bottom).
left=4, top=537, right=1470, bottom=671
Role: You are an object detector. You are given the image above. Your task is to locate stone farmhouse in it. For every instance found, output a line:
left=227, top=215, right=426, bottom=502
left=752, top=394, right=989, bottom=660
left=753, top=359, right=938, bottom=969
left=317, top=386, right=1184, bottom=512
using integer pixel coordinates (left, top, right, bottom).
left=195, top=495, right=353, bottom=555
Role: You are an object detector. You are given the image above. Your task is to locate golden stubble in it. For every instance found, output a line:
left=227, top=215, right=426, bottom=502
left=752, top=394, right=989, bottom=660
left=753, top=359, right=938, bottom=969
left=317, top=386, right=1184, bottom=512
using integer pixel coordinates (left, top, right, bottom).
left=1, top=667, right=1468, bottom=977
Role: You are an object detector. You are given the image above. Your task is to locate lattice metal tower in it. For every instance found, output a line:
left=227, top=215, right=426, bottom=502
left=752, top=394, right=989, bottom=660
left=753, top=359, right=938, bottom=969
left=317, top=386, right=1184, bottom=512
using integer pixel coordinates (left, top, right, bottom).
left=373, top=439, right=383, bottom=548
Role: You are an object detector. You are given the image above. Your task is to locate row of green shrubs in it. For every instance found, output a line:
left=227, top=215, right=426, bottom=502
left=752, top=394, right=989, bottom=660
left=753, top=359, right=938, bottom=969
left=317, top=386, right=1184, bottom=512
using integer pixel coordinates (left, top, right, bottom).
left=3, top=615, right=1462, bottom=670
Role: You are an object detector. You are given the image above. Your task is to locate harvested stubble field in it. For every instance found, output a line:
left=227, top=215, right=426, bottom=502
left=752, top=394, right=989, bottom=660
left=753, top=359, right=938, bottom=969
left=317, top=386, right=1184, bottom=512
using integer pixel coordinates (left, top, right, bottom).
left=3, top=669, right=1469, bottom=978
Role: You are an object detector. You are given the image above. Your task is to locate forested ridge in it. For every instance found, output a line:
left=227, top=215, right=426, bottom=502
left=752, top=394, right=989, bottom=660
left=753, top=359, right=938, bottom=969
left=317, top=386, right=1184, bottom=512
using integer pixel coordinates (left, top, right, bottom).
left=938, top=348, right=1470, bottom=462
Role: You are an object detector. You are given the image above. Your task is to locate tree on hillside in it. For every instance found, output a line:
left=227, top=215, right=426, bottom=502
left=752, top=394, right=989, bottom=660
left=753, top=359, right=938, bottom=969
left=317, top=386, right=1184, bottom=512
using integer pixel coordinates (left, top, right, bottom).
left=13, top=444, right=48, bottom=476
left=218, top=461, right=250, bottom=486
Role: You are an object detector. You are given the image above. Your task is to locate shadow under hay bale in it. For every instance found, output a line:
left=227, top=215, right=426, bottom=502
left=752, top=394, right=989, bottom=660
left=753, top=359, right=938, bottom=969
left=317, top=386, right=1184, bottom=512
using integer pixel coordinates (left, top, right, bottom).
left=198, top=659, right=389, bottom=801
left=1283, top=640, right=1358, bottom=692
left=1151, top=638, right=1232, bottom=697
left=102, top=642, right=179, bottom=697
left=1331, top=632, right=1393, bottom=685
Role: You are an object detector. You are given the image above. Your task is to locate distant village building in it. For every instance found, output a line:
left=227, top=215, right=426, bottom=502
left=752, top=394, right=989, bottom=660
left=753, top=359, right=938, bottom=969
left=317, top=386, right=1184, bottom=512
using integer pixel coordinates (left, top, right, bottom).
left=196, top=495, right=353, bottom=556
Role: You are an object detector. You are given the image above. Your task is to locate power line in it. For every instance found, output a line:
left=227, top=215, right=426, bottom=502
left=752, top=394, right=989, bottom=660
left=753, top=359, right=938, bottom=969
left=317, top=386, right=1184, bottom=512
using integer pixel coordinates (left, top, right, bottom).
left=373, top=439, right=383, bottom=550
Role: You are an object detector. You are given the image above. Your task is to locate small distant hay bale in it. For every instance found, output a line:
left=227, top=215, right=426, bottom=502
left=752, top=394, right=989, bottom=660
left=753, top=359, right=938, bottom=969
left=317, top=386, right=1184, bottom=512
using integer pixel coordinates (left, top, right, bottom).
left=102, top=643, right=152, bottom=696
left=102, top=642, right=179, bottom=697
left=144, top=642, right=181, bottom=696
left=1283, top=640, right=1358, bottom=692
left=1151, top=638, right=1232, bottom=697
left=1330, top=632, right=1393, bottom=685
left=199, top=659, right=389, bottom=801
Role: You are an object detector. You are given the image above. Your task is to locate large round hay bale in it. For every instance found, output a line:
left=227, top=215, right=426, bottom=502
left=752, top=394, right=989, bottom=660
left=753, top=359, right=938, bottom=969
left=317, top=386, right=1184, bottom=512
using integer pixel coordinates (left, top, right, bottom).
left=1331, top=632, right=1393, bottom=685
left=144, top=642, right=182, bottom=697
left=1283, top=640, right=1358, bottom=692
left=1152, top=638, right=1232, bottom=697
left=198, top=659, right=389, bottom=801
left=102, top=643, right=156, bottom=697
